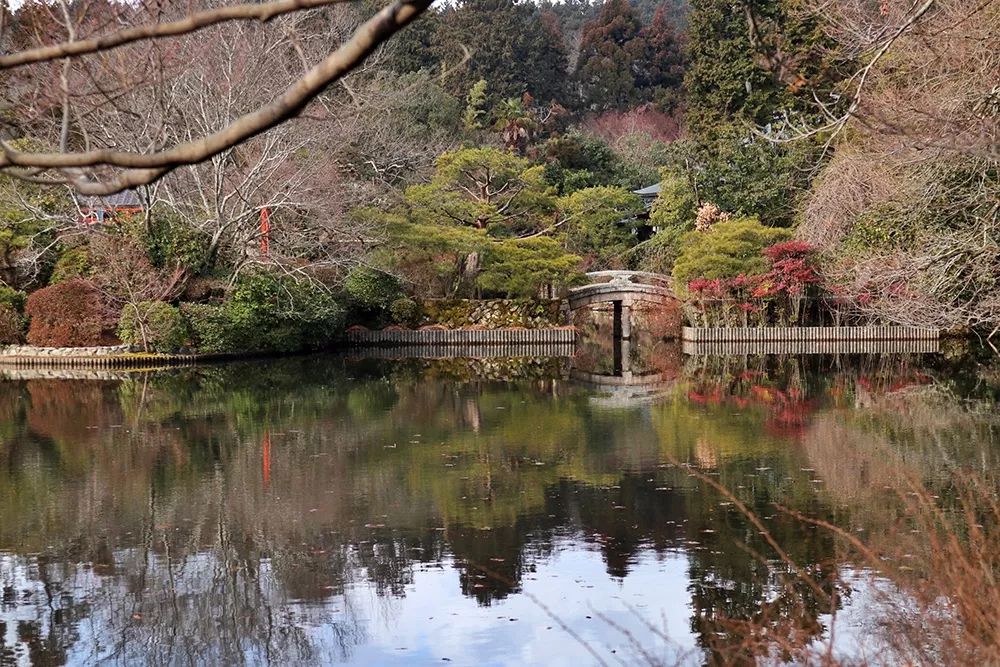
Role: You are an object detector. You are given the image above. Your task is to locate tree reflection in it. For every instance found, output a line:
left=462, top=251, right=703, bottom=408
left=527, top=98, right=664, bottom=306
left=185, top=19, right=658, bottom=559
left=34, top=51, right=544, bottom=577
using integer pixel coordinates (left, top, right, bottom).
left=0, top=349, right=996, bottom=663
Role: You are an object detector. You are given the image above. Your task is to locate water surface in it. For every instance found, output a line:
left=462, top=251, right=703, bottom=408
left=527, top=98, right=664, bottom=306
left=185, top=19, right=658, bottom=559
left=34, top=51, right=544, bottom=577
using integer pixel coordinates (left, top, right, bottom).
left=0, top=346, right=997, bottom=665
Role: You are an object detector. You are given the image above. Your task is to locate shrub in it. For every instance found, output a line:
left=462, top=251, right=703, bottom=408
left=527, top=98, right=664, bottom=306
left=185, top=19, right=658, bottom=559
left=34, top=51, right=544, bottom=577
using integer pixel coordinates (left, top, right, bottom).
left=181, top=303, right=237, bottom=354
left=0, top=286, right=27, bottom=344
left=477, top=236, right=584, bottom=298
left=0, top=285, right=26, bottom=312
left=344, top=266, right=402, bottom=312
left=24, top=279, right=118, bottom=346
left=117, top=301, right=189, bottom=352
left=49, top=246, right=92, bottom=285
left=143, top=212, right=211, bottom=273
left=228, top=272, right=345, bottom=352
left=671, top=217, right=791, bottom=291
left=182, top=273, right=345, bottom=354
left=389, top=297, right=422, bottom=326
left=0, top=305, right=25, bottom=344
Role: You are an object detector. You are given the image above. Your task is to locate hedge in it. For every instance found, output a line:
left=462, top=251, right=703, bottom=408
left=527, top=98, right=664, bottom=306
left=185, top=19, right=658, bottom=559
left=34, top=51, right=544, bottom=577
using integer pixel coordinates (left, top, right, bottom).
left=24, top=279, right=118, bottom=347
left=117, top=301, right=189, bottom=352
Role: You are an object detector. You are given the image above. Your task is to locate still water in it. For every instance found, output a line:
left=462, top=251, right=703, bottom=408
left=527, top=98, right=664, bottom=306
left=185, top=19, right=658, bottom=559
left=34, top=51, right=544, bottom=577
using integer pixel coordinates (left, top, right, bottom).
left=0, top=345, right=997, bottom=666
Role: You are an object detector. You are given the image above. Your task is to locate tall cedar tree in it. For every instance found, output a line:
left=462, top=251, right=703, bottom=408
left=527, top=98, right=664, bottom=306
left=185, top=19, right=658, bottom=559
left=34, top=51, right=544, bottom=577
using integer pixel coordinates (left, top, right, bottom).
left=636, top=4, right=685, bottom=110
left=433, top=0, right=569, bottom=105
left=575, top=0, right=645, bottom=111
left=575, top=0, right=684, bottom=112
left=388, top=10, right=443, bottom=74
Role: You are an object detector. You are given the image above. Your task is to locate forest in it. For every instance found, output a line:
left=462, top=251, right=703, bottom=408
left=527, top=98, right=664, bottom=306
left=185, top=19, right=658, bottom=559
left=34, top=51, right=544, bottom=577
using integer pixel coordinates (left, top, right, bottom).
left=0, top=0, right=997, bottom=352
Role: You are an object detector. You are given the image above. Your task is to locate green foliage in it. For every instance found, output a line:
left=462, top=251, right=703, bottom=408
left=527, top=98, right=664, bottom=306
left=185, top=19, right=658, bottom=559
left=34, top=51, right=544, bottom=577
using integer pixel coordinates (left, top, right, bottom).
left=463, top=79, right=489, bottom=131
left=662, top=131, right=817, bottom=227
left=181, top=303, right=236, bottom=355
left=117, top=301, right=189, bottom=353
left=387, top=10, right=443, bottom=73
left=671, top=217, right=791, bottom=289
left=0, top=285, right=27, bottom=313
left=683, top=0, right=839, bottom=142
left=49, top=246, right=92, bottom=285
left=543, top=130, right=666, bottom=193
left=638, top=168, right=699, bottom=275
left=183, top=273, right=345, bottom=354
left=227, top=272, right=345, bottom=353
left=842, top=203, right=916, bottom=253
left=0, top=168, right=68, bottom=290
left=344, top=266, right=403, bottom=312
left=638, top=223, right=688, bottom=275
left=0, top=286, right=27, bottom=344
left=543, top=132, right=620, bottom=193
left=0, top=304, right=25, bottom=344
left=649, top=171, right=698, bottom=231
left=389, top=297, right=422, bottom=327
left=373, top=214, right=484, bottom=298
left=434, top=0, right=569, bottom=105
left=558, top=186, right=643, bottom=266
left=575, top=0, right=645, bottom=110
left=115, top=209, right=210, bottom=274
left=144, top=212, right=211, bottom=273
left=477, top=236, right=583, bottom=298
left=575, top=0, right=684, bottom=111
left=406, top=147, right=555, bottom=234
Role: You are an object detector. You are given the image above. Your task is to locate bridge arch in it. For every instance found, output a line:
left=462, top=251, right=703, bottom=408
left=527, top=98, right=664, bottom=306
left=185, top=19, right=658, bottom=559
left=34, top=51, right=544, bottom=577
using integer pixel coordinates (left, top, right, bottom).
left=567, top=271, right=678, bottom=340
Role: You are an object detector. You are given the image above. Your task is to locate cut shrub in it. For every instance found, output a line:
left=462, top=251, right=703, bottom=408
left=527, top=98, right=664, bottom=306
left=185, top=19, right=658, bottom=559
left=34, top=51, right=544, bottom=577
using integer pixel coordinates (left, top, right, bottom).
left=344, top=266, right=402, bottom=312
left=389, top=297, right=422, bottom=326
left=181, top=272, right=345, bottom=354
left=24, top=279, right=119, bottom=346
left=181, top=303, right=237, bottom=354
left=117, top=301, right=189, bottom=352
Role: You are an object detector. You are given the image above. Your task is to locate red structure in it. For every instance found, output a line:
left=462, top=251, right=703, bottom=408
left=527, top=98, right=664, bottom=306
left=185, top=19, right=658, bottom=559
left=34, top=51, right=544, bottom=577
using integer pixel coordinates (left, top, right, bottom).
left=79, top=190, right=143, bottom=225
left=260, top=207, right=271, bottom=256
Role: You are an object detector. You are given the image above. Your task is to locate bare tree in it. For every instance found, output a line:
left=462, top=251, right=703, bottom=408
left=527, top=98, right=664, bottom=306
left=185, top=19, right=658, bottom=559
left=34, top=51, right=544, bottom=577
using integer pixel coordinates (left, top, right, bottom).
left=0, top=0, right=434, bottom=195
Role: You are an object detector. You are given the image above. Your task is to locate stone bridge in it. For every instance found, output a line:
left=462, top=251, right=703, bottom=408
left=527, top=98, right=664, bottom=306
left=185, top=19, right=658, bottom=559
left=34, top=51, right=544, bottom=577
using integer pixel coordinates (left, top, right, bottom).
left=567, top=271, right=677, bottom=340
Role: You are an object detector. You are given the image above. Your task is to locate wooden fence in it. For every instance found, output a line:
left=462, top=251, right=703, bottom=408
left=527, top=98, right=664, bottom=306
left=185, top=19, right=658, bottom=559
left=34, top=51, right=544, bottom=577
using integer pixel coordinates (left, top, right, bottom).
left=682, top=326, right=939, bottom=343
left=344, top=342, right=576, bottom=359
left=683, top=338, right=940, bottom=356
left=345, top=328, right=577, bottom=347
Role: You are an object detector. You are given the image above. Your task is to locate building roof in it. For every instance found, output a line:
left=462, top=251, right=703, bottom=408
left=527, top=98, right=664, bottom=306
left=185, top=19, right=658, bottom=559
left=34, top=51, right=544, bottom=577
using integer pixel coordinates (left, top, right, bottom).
left=632, top=183, right=661, bottom=198
left=81, top=189, right=143, bottom=209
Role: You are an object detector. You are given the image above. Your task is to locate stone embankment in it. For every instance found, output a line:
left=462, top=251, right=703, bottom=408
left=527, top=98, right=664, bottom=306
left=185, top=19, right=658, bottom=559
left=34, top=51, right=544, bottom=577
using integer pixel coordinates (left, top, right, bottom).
left=0, top=345, right=204, bottom=369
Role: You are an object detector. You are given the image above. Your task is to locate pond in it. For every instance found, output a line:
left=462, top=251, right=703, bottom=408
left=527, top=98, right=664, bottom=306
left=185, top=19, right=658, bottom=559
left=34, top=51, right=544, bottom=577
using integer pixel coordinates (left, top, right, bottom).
left=0, top=343, right=997, bottom=666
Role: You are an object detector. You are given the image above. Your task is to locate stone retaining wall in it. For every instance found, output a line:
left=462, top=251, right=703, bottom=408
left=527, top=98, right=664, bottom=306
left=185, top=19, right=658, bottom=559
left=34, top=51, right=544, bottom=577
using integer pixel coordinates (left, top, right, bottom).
left=1, top=344, right=134, bottom=357
left=418, top=299, right=566, bottom=329
left=0, top=344, right=212, bottom=369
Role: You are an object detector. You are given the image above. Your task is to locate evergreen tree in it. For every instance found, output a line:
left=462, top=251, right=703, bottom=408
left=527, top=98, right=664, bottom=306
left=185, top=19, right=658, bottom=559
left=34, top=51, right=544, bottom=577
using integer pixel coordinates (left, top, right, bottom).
left=575, top=0, right=645, bottom=111
left=388, top=10, right=444, bottom=74
left=636, top=4, right=685, bottom=111
left=434, top=0, right=569, bottom=105
left=683, top=0, right=839, bottom=142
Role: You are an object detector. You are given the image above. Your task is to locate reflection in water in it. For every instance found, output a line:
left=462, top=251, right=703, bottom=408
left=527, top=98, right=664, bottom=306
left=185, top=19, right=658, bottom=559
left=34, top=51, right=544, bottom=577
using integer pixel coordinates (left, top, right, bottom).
left=0, top=345, right=998, bottom=665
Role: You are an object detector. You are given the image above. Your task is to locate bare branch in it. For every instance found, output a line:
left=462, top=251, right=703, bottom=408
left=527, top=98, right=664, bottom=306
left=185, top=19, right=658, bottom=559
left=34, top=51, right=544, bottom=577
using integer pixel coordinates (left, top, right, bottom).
left=0, top=0, right=434, bottom=195
left=0, top=0, right=355, bottom=70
